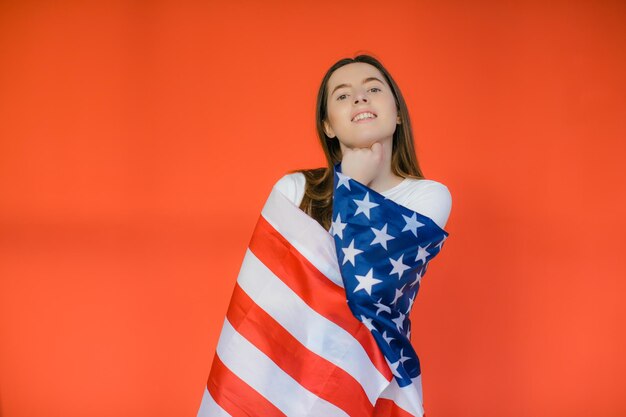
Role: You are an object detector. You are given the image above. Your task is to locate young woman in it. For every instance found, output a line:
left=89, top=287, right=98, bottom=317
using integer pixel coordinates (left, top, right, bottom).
left=276, top=54, right=451, bottom=233
left=198, top=54, right=451, bottom=417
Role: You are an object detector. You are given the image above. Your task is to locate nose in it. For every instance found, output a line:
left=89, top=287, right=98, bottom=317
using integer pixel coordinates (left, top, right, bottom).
left=353, top=90, right=368, bottom=104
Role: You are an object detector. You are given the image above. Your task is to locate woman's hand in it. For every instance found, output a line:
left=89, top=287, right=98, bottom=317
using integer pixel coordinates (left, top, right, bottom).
left=340, top=142, right=385, bottom=186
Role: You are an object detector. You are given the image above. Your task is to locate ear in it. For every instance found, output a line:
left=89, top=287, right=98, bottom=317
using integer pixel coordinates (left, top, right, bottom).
left=323, top=119, right=336, bottom=138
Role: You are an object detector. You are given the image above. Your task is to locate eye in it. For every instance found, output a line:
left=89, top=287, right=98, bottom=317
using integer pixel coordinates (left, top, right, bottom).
left=370, top=87, right=381, bottom=93
left=337, top=94, right=348, bottom=101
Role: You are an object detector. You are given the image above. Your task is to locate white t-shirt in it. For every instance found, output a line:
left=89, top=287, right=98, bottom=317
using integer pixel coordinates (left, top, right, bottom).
left=273, top=171, right=452, bottom=230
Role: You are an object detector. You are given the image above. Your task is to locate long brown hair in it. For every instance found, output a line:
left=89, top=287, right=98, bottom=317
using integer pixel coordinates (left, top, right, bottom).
left=291, top=54, right=424, bottom=231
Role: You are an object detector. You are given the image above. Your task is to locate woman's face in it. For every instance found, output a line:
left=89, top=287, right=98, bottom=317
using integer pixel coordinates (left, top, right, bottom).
left=323, top=62, right=399, bottom=150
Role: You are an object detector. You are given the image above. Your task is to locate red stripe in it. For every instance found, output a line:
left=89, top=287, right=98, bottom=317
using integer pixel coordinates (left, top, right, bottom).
left=373, top=398, right=416, bottom=417
left=227, top=282, right=375, bottom=416
left=249, top=214, right=392, bottom=381
left=207, top=354, right=286, bottom=417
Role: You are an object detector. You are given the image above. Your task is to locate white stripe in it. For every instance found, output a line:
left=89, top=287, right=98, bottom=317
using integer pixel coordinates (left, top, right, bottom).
left=217, top=318, right=349, bottom=417
left=196, top=385, right=231, bottom=417
left=236, top=249, right=389, bottom=404
left=239, top=248, right=388, bottom=398
left=378, top=375, right=424, bottom=417
left=263, top=186, right=344, bottom=288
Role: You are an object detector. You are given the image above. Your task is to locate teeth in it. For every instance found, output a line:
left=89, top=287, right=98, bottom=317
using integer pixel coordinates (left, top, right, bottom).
left=353, top=112, right=376, bottom=122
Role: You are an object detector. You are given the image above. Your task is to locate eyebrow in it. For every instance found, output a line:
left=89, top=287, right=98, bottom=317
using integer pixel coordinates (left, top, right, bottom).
left=330, top=77, right=385, bottom=96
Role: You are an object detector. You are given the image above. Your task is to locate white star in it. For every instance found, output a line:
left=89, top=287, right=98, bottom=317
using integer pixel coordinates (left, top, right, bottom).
left=402, top=213, right=425, bottom=237
left=374, top=298, right=391, bottom=315
left=386, top=358, right=403, bottom=378
left=353, top=192, right=379, bottom=219
left=399, top=348, right=410, bottom=364
left=382, top=331, right=394, bottom=345
left=414, top=244, right=431, bottom=265
left=353, top=268, right=382, bottom=296
left=392, top=311, right=406, bottom=332
left=341, top=239, right=363, bottom=266
left=389, top=254, right=411, bottom=279
left=360, top=315, right=377, bottom=332
left=370, top=223, right=394, bottom=250
left=406, top=292, right=416, bottom=313
left=391, top=284, right=406, bottom=305
left=435, top=234, right=447, bottom=250
left=336, top=172, right=351, bottom=190
left=409, top=270, right=423, bottom=288
left=331, top=213, right=347, bottom=239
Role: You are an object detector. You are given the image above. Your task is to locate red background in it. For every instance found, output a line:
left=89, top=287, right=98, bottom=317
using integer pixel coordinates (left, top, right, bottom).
left=1, top=1, right=625, bottom=416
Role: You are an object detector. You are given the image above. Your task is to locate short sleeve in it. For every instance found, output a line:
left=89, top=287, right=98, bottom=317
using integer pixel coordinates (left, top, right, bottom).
left=272, top=172, right=306, bottom=207
left=403, top=181, right=452, bottom=230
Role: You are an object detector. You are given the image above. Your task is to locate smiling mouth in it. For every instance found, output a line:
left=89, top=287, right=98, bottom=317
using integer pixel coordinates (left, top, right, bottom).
left=352, top=112, right=377, bottom=122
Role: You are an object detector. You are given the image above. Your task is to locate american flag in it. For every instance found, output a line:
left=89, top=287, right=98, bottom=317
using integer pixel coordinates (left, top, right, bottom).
left=197, top=164, right=449, bottom=417
left=331, top=162, right=448, bottom=389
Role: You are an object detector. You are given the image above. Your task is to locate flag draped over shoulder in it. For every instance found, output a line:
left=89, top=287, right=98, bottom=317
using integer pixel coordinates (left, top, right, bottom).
left=197, top=164, right=449, bottom=417
left=331, top=162, right=448, bottom=389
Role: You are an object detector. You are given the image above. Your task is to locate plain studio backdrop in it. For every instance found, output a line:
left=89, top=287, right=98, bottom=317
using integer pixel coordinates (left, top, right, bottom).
left=0, top=1, right=624, bottom=416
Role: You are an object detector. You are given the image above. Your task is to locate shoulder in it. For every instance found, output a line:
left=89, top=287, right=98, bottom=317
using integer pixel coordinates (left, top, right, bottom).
left=409, top=179, right=452, bottom=201
left=272, top=171, right=306, bottom=206
left=403, top=179, right=452, bottom=230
